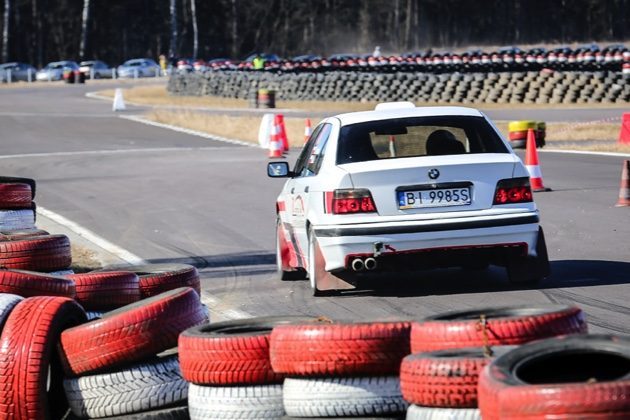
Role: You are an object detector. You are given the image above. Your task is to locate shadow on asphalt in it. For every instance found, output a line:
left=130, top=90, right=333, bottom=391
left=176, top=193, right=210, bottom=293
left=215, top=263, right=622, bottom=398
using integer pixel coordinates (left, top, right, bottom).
left=146, top=251, right=275, bottom=269
left=338, top=259, right=630, bottom=298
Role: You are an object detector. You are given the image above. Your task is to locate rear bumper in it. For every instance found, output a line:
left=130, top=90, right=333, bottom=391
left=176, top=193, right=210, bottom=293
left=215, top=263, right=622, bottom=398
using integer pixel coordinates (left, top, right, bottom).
left=313, top=212, right=540, bottom=272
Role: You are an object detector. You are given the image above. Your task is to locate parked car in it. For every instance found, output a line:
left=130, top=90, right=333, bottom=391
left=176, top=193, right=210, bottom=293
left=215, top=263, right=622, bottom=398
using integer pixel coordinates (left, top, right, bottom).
left=268, top=102, right=549, bottom=295
left=117, top=58, right=161, bottom=78
left=79, top=60, right=113, bottom=79
left=0, top=62, right=37, bottom=82
left=36, top=61, right=79, bottom=81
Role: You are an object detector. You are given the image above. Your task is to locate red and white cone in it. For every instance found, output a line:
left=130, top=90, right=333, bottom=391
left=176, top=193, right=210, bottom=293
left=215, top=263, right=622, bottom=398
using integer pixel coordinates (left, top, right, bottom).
left=277, top=114, right=289, bottom=153
left=268, top=115, right=283, bottom=158
left=304, top=119, right=312, bottom=144
left=615, top=160, right=630, bottom=207
left=525, top=128, right=551, bottom=192
left=389, top=135, right=396, bottom=157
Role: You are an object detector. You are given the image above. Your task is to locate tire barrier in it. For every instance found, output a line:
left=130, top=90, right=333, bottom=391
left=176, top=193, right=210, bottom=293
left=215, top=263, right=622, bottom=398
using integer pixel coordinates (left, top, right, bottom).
left=0, top=234, right=72, bottom=271
left=400, top=347, right=515, bottom=409
left=179, top=316, right=315, bottom=386
left=59, top=287, right=207, bottom=376
left=188, top=383, right=285, bottom=420
left=0, top=269, right=76, bottom=298
left=0, top=296, right=87, bottom=419
left=68, top=271, right=141, bottom=310
left=99, top=263, right=201, bottom=298
left=270, top=320, right=411, bottom=376
left=0, top=209, right=36, bottom=230
left=168, top=70, right=630, bottom=105
left=478, top=334, right=630, bottom=419
left=63, top=350, right=188, bottom=418
left=283, top=376, right=408, bottom=417
left=410, top=305, right=587, bottom=353
left=0, top=183, right=33, bottom=209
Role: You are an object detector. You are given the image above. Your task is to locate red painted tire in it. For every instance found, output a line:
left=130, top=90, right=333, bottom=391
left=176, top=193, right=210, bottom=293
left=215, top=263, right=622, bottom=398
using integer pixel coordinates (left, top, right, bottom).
left=411, top=305, right=587, bottom=353
left=59, top=287, right=206, bottom=376
left=0, top=229, right=49, bottom=240
left=0, top=296, right=86, bottom=419
left=0, top=183, right=32, bottom=209
left=102, top=263, right=200, bottom=298
left=478, top=335, right=630, bottom=420
left=400, top=346, right=514, bottom=408
left=0, top=176, right=36, bottom=199
left=68, top=271, right=140, bottom=310
left=270, top=320, right=411, bottom=376
left=0, top=234, right=72, bottom=271
left=0, top=269, right=76, bottom=298
left=179, top=316, right=315, bottom=385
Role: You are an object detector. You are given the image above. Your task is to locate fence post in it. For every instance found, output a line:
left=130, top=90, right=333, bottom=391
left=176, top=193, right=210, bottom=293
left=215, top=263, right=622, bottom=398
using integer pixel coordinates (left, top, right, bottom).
left=6, top=69, right=11, bottom=83
left=27, top=68, right=32, bottom=83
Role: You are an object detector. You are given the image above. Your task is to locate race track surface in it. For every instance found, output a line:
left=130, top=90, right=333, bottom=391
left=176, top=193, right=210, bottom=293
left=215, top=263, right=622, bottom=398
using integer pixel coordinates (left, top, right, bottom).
left=1, top=83, right=628, bottom=333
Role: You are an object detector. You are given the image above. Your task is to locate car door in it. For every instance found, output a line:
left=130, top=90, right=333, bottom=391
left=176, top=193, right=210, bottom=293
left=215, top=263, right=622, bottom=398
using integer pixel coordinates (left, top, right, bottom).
left=289, top=123, right=333, bottom=256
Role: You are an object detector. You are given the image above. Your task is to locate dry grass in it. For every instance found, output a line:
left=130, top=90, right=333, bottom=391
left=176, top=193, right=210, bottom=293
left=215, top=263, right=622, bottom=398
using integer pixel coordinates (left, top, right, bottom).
left=144, top=110, right=625, bottom=151
left=96, top=84, right=628, bottom=111
left=70, top=244, right=102, bottom=273
left=146, top=110, right=310, bottom=147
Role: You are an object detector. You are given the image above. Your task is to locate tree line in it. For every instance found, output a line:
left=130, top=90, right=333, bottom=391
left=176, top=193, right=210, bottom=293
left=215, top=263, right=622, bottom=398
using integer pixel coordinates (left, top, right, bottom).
left=2, top=0, right=628, bottom=67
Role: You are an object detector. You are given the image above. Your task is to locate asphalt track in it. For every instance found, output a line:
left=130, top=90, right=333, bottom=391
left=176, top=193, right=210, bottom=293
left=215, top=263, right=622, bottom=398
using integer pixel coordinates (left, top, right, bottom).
left=1, top=82, right=629, bottom=334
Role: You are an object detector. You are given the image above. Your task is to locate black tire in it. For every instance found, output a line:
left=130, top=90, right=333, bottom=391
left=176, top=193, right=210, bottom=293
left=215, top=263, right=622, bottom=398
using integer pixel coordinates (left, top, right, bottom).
left=0, top=177, right=36, bottom=199
left=507, top=227, right=550, bottom=285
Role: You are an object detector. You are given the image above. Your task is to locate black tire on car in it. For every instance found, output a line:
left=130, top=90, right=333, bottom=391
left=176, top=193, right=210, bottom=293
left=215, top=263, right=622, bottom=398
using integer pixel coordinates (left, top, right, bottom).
left=277, top=219, right=306, bottom=281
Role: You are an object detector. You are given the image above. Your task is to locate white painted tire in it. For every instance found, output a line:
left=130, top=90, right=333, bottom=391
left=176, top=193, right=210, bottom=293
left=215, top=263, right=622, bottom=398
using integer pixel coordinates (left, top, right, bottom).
left=63, top=354, right=187, bottom=418
left=406, top=405, right=480, bottom=420
left=48, top=269, right=75, bottom=276
left=85, top=311, right=105, bottom=321
left=188, top=383, right=284, bottom=419
left=0, top=209, right=35, bottom=230
left=283, top=376, right=407, bottom=417
left=0, top=293, right=23, bottom=330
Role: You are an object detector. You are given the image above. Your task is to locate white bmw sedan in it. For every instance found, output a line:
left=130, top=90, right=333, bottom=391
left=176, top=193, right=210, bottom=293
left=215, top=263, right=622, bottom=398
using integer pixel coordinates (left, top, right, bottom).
left=268, top=103, right=549, bottom=295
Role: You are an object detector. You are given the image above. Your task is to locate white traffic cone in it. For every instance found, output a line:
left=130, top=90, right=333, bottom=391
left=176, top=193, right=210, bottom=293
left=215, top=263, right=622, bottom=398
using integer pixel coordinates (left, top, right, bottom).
left=112, top=88, right=126, bottom=111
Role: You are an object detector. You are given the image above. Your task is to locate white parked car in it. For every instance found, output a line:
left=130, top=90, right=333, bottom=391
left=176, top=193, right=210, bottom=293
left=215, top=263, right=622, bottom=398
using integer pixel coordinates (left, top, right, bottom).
left=36, top=61, right=79, bottom=81
left=268, top=103, right=549, bottom=295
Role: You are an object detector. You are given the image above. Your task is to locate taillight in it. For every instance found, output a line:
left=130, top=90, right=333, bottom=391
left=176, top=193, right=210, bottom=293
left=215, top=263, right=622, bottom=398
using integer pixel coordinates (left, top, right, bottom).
left=493, top=177, right=533, bottom=205
left=328, top=189, right=377, bottom=214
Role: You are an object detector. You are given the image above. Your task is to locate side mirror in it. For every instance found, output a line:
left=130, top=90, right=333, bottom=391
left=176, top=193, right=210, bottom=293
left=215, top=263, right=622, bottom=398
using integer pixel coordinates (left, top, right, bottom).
left=267, top=162, right=292, bottom=178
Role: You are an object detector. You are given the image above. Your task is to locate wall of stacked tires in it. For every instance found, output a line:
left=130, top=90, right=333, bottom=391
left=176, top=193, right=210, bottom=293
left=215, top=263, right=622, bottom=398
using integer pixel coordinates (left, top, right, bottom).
left=168, top=69, right=629, bottom=104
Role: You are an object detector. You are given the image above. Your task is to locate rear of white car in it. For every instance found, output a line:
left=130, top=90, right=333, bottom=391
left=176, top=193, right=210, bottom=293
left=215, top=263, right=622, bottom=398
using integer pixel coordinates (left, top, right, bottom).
left=269, top=105, right=549, bottom=295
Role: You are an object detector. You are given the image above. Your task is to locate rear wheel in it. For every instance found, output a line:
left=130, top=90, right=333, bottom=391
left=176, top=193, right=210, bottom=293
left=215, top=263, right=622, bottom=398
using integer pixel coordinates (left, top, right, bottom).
left=507, top=227, right=550, bottom=285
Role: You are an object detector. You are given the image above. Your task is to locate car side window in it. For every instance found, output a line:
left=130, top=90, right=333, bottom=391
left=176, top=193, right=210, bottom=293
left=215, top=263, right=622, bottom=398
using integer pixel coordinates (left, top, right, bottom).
left=304, top=124, right=332, bottom=176
left=293, top=124, right=323, bottom=177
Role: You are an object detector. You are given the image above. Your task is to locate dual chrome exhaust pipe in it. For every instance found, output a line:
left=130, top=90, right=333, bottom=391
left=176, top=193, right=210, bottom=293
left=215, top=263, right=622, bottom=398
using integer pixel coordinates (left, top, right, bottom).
left=351, top=257, right=378, bottom=272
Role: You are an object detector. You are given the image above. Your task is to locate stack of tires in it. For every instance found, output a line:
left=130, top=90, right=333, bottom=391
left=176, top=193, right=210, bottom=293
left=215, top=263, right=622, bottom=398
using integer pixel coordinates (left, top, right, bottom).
left=0, top=176, right=37, bottom=231
left=507, top=120, right=546, bottom=149
left=59, top=287, right=207, bottom=419
left=179, top=316, right=314, bottom=419
left=270, top=320, right=411, bottom=418
left=400, top=305, right=588, bottom=419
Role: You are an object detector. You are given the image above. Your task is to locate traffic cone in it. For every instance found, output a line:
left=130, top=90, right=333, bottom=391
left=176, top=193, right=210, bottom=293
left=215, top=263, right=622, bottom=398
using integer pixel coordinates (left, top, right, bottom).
left=304, top=119, right=312, bottom=144
left=277, top=114, right=289, bottom=153
left=112, top=88, right=126, bottom=111
left=525, top=128, right=551, bottom=192
left=389, top=135, right=396, bottom=157
left=268, top=115, right=283, bottom=158
left=615, top=160, right=630, bottom=207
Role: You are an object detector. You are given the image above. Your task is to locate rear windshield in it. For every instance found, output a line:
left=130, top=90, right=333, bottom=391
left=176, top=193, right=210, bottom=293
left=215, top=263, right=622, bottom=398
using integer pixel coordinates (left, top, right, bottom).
left=336, top=115, right=508, bottom=164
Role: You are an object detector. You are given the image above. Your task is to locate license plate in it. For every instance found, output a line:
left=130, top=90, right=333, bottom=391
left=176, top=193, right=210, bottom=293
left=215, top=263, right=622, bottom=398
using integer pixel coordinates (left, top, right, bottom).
left=398, top=187, right=471, bottom=209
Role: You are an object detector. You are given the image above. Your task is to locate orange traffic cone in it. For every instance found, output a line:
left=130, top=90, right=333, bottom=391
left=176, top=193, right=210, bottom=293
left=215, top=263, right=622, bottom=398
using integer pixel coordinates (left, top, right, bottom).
left=525, top=128, right=551, bottom=192
left=389, top=135, right=396, bottom=157
left=615, top=160, right=630, bottom=207
left=268, top=115, right=283, bottom=158
left=277, top=114, right=289, bottom=153
left=304, top=118, right=312, bottom=144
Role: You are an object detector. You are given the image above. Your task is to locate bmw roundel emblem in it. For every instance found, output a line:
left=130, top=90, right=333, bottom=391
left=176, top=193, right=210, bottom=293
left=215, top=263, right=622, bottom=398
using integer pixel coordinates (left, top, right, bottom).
left=428, top=168, right=440, bottom=179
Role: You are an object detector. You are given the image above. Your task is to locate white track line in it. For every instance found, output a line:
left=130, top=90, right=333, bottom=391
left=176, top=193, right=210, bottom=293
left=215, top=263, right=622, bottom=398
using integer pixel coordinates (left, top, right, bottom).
left=37, top=206, right=146, bottom=265
left=38, top=206, right=251, bottom=320
left=0, top=146, right=234, bottom=160
left=119, top=115, right=264, bottom=148
left=540, top=149, right=630, bottom=158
